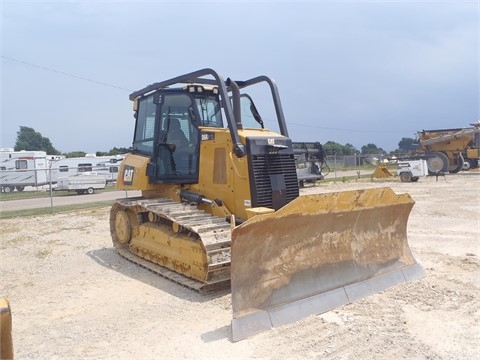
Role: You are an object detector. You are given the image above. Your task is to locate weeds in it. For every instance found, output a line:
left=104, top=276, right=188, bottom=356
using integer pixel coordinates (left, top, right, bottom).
left=35, top=249, right=52, bottom=259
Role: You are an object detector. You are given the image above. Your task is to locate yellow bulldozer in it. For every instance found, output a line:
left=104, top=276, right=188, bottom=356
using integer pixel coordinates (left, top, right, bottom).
left=111, top=69, right=423, bottom=341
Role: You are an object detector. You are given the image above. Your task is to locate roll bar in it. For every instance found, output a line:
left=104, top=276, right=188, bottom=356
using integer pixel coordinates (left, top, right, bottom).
left=129, top=68, right=289, bottom=158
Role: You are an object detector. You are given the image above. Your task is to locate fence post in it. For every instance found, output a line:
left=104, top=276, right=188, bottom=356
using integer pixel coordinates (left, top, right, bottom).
left=49, top=163, right=54, bottom=213
left=334, top=153, right=337, bottom=180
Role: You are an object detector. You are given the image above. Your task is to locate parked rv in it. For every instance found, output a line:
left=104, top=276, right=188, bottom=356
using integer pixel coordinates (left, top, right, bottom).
left=49, top=155, right=124, bottom=183
left=56, top=172, right=106, bottom=195
left=0, top=149, right=49, bottom=192
left=0, top=149, right=124, bottom=192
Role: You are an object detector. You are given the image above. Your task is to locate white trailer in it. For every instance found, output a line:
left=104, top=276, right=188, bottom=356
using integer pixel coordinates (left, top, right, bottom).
left=56, top=172, right=106, bottom=195
left=49, top=155, right=124, bottom=183
left=397, top=159, right=428, bottom=182
left=0, top=149, right=49, bottom=192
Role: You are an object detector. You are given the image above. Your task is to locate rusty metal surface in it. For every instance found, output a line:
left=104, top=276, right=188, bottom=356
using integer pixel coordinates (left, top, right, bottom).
left=0, top=296, right=13, bottom=360
left=230, top=187, right=424, bottom=341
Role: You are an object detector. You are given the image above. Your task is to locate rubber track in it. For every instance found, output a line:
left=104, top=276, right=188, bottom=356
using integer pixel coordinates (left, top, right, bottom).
left=113, top=197, right=232, bottom=293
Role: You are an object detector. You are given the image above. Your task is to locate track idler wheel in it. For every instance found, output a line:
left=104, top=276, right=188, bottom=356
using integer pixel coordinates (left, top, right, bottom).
left=115, top=210, right=132, bottom=245
left=110, top=203, right=137, bottom=249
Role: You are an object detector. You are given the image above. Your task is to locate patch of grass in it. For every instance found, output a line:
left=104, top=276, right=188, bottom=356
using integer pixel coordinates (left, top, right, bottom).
left=0, top=190, right=57, bottom=201
left=322, top=174, right=373, bottom=184
left=0, top=223, right=21, bottom=233
left=2, top=235, right=33, bottom=248
left=0, top=184, right=118, bottom=201
left=326, top=164, right=379, bottom=171
left=0, top=201, right=114, bottom=219
left=47, top=239, right=64, bottom=246
left=35, top=248, right=52, bottom=259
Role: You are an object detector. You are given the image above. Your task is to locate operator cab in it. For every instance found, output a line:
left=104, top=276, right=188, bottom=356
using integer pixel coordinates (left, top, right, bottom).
left=131, top=83, right=267, bottom=184
left=131, top=85, right=224, bottom=184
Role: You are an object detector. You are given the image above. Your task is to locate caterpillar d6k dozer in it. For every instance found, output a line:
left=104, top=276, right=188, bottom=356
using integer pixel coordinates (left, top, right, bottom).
left=111, top=69, right=424, bottom=341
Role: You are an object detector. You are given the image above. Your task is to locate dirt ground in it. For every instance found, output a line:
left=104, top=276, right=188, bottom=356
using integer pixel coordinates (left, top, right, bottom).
left=1, top=173, right=479, bottom=359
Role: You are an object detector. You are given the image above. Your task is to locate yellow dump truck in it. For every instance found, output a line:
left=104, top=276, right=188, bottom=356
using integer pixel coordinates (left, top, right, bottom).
left=110, top=69, right=423, bottom=341
left=415, top=122, right=480, bottom=174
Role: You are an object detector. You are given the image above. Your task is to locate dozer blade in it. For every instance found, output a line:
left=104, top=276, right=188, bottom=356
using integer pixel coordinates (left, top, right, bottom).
left=373, top=164, right=394, bottom=179
left=231, top=187, right=424, bottom=341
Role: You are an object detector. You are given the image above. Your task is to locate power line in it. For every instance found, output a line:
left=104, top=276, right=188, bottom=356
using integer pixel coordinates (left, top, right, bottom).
left=2, top=56, right=417, bottom=136
left=288, top=121, right=416, bottom=134
left=263, top=118, right=416, bottom=134
left=2, top=55, right=133, bottom=92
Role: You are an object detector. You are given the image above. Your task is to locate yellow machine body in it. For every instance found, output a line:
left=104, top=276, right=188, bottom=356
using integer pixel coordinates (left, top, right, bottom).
left=110, top=69, right=423, bottom=341
left=116, top=127, right=282, bottom=221
left=0, top=297, right=13, bottom=360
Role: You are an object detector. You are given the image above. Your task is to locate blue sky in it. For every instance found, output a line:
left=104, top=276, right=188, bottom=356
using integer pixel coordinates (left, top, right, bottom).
left=1, top=0, right=478, bottom=153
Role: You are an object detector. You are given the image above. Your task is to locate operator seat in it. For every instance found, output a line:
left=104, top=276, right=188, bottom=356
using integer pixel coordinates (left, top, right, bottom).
left=166, top=118, right=191, bottom=174
left=167, top=118, right=189, bottom=148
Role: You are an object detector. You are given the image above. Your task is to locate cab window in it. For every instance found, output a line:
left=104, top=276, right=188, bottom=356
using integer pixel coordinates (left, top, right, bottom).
left=195, top=95, right=223, bottom=127
left=133, top=96, right=156, bottom=154
left=239, top=94, right=264, bottom=129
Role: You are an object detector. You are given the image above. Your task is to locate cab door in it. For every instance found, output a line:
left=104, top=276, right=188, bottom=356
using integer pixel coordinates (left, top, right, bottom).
left=152, top=93, right=200, bottom=183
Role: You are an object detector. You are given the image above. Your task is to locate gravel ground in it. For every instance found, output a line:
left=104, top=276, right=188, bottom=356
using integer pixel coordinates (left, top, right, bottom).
left=1, top=172, right=479, bottom=359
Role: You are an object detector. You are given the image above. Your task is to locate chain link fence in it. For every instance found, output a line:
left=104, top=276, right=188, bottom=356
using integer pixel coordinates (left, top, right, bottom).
left=1, top=157, right=385, bottom=216
left=322, top=154, right=386, bottom=179
left=0, top=166, right=138, bottom=216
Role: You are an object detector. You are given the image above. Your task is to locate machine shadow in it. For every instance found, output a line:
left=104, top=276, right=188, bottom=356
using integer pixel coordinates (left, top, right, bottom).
left=200, top=325, right=232, bottom=343
left=86, top=247, right=231, bottom=304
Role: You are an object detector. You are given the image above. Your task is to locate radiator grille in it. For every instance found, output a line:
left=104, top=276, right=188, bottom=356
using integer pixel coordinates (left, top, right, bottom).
left=250, top=153, right=299, bottom=208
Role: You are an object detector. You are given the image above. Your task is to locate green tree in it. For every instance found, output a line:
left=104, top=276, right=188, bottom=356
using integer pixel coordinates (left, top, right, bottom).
left=397, top=137, right=417, bottom=152
left=63, top=151, right=86, bottom=158
left=361, top=143, right=385, bottom=155
left=323, top=141, right=358, bottom=155
left=342, top=143, right=358, bottom=155
left=323, top=141, right=343, bottom=155
left=14, top=126, right=60, bottom=154
left=96, top=147, right=129, bottom=156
